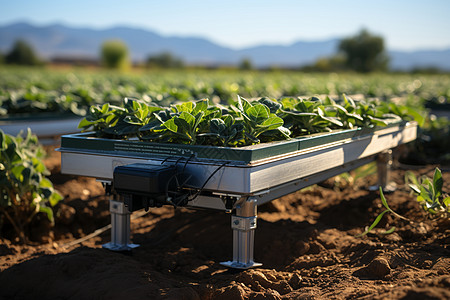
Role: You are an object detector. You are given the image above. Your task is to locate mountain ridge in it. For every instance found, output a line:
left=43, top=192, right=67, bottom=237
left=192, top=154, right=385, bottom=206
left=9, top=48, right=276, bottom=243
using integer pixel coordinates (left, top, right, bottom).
left=1, top=22, right=449, bottom=70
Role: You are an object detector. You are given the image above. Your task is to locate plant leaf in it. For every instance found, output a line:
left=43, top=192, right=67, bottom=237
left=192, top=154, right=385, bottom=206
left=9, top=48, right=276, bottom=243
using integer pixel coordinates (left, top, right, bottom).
left=381, top=227, right=396, bottom=235
left=247, top=104, right=270, bottom=123
left=379, top=187, right=391, bottom=210
left=409, top=184, right=421, bottom=194
left=179, top=112, right=196, bottom=129
left=257, top=116, right=283, bottom=130
left=443, top=197, right=450, bottom=208
left=357, top=209, right=390, bottom=237
left=258, top=97, right=281, bottom=113
left=192, top=99, right=209, bottom=115
left=432, top=168, right=443, bottom=199
left=163, top=118, right=178, bottom=133
left=237, top=95, right=252, bottom=113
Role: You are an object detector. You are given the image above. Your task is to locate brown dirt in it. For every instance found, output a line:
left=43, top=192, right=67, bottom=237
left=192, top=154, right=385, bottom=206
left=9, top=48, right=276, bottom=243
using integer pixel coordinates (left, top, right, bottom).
left=0, top=148, right=449, bottom=300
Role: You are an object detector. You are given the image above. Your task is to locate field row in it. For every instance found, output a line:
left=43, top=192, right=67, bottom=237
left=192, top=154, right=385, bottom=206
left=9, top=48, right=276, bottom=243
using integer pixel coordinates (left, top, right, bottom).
left=1, top=67, right=449, bottom=117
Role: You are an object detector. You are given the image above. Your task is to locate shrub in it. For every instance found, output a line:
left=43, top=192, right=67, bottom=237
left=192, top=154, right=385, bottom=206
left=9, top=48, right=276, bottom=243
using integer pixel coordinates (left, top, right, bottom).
left=5, top=39, right=40, bottom=65
left=100, top=39, right=130, bottom=70
left=0, top=129, right=62, bottom=243
left=146, top=52, right=184, bottom=69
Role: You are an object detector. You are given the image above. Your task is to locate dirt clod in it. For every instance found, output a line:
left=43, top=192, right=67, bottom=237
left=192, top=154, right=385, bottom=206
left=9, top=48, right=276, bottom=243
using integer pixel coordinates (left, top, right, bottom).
left=365, top=257, right=391, bottom=278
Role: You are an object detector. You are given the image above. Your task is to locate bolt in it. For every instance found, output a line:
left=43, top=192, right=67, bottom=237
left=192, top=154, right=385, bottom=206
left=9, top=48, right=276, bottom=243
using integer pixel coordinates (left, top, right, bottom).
left=233, top=220, right=240, bottom=225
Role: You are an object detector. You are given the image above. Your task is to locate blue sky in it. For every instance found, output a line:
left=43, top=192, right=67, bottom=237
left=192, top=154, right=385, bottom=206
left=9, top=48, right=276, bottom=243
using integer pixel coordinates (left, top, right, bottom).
left=1, top=0, right=449, bottom=51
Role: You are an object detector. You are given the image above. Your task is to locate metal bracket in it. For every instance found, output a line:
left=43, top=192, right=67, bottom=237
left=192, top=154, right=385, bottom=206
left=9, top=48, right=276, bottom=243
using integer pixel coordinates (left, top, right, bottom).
left=221, top=197, right=262, bottom=269
left=220, top=195, right=238, bottom=213
left=369, top=149, right=397, bottom=193
left=231, top=215, right=257, bottom=231
left=102, top=199, right=139, bottom=251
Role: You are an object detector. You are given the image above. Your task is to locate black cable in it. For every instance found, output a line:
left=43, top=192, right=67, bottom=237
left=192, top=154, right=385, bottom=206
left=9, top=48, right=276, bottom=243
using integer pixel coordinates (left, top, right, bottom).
left=160, top=156, right=172, bottom=165
left=189, top=161, right=229, bottom=201
left=162, top=154, right=196, bottom=207
left=161, top=153, right=229, bottom=206
left=182, top=154, right=196, bottom=174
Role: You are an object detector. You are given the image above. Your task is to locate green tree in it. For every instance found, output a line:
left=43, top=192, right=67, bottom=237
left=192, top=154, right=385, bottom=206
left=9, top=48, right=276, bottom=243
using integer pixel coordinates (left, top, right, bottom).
left=100, top=39, right=130, bottom=70
left=146, top=52, right=184, bottom=68
left=5, top=40, right=40, bottom=65
left=339, top=29, right=389, bottom=72
left=239, top=57, right=253, bottom=70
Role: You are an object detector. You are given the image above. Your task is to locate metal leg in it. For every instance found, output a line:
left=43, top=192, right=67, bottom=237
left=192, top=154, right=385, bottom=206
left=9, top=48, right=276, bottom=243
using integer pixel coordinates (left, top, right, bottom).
left=103, top=198, right=139, bottom=251
left=369, top=149, right=396, bottom=193
left=220, top=196, right=262, bottom=269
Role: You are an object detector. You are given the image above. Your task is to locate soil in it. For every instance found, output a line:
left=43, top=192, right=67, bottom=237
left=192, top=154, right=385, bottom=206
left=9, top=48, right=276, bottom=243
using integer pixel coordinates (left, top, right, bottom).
left=0, top=147, right=449, bottom=300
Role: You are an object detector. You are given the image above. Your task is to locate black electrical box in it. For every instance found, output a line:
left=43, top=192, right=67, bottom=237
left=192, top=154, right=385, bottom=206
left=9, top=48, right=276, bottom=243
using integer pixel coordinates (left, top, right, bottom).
left=113, top=163, right=177, bottom=196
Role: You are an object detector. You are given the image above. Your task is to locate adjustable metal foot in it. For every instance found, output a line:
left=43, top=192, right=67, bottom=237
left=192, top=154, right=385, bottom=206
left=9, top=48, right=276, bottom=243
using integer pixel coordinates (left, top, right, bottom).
left=102, top=199, right=139, bottom=251
left=369, top=149, right=396, bottom=193
left=220, top=197, right=262, bottom=269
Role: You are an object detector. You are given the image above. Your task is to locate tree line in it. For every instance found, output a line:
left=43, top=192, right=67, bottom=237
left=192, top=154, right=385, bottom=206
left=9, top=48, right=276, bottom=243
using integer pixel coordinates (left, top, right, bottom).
left=0, top=29, right=441, bottom=73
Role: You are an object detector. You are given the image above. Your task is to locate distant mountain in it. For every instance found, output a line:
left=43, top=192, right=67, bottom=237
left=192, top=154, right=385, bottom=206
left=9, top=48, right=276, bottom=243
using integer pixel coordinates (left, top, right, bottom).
left=236, top=40, right=339, bottom=67
left=389, top=49, right=450, bottom=70
left=0, top=22, right=237, bottom=65
left=1, top=22, right=449, bottom=70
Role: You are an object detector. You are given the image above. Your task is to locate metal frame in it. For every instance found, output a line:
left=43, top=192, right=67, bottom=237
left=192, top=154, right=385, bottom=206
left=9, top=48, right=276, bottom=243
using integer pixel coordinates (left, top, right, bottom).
left=57, top=122, right=417, bottom=269
left=98, top=152, right=395, bottom=268
left=59, top=122, right=417, bottom=195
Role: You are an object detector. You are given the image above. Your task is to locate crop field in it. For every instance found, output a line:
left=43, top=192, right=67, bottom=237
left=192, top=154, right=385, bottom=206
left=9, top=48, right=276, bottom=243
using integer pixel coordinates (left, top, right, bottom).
left=1, top=66, right=449, bottom=299
left=1, top=66, right=449, bottom=118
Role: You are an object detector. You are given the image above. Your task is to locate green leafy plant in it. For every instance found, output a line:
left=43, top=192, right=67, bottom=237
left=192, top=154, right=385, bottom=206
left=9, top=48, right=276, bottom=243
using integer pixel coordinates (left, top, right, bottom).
left=405, top=168, right=449, bottom=217
left=78, top=102, right=124, bottom=133
left=0, top=129, right=62, bottom=243
left=357, top=187, right=409, bottom=237
left=279, top=96, right=343, bottom=135
left=231, top=96, right=290, bottom=144
left=139, top=99, right=224, bottom=144
left=77, top=94, right=409, bottom=147
left=358, top=168, right=449, bottom=237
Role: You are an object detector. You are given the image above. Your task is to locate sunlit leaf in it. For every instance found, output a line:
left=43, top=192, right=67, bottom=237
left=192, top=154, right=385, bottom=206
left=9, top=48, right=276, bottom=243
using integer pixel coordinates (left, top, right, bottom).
left=356, top=209, right=390, bottom=237
left=432, top=168, right=443, bottom=199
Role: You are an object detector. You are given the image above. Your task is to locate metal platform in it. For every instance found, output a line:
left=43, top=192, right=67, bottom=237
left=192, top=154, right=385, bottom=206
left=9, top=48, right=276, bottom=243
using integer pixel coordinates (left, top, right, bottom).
left=58, top=121, right=417, bottom=268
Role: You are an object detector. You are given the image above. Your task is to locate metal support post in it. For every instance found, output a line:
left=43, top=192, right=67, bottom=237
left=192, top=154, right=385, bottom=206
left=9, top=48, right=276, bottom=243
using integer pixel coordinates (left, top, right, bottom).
left=369, top=149, right=396, bottom=193
left=220, top=196, right=262, bottom=269
left=103, top=198, right=139, bottom=251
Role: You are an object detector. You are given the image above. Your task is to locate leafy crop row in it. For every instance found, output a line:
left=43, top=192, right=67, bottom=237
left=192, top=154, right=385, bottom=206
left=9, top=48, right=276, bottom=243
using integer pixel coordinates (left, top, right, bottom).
left=79, top=95, right=410, bottom=147
left=1, top=67, right=449, bottom=117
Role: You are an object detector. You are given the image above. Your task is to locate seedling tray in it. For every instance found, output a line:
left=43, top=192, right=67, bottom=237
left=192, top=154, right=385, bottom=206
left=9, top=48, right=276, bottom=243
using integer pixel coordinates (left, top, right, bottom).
left=59, top=121, right=417, bottom=195
left=60, top=121, right=408, bottom=164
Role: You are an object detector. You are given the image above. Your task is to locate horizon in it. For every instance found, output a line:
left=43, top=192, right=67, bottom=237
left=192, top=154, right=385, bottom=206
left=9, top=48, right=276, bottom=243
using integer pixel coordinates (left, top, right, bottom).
left=2, top=20, right=450, bottom=54
left=1, top=0, right=450, bottom=52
